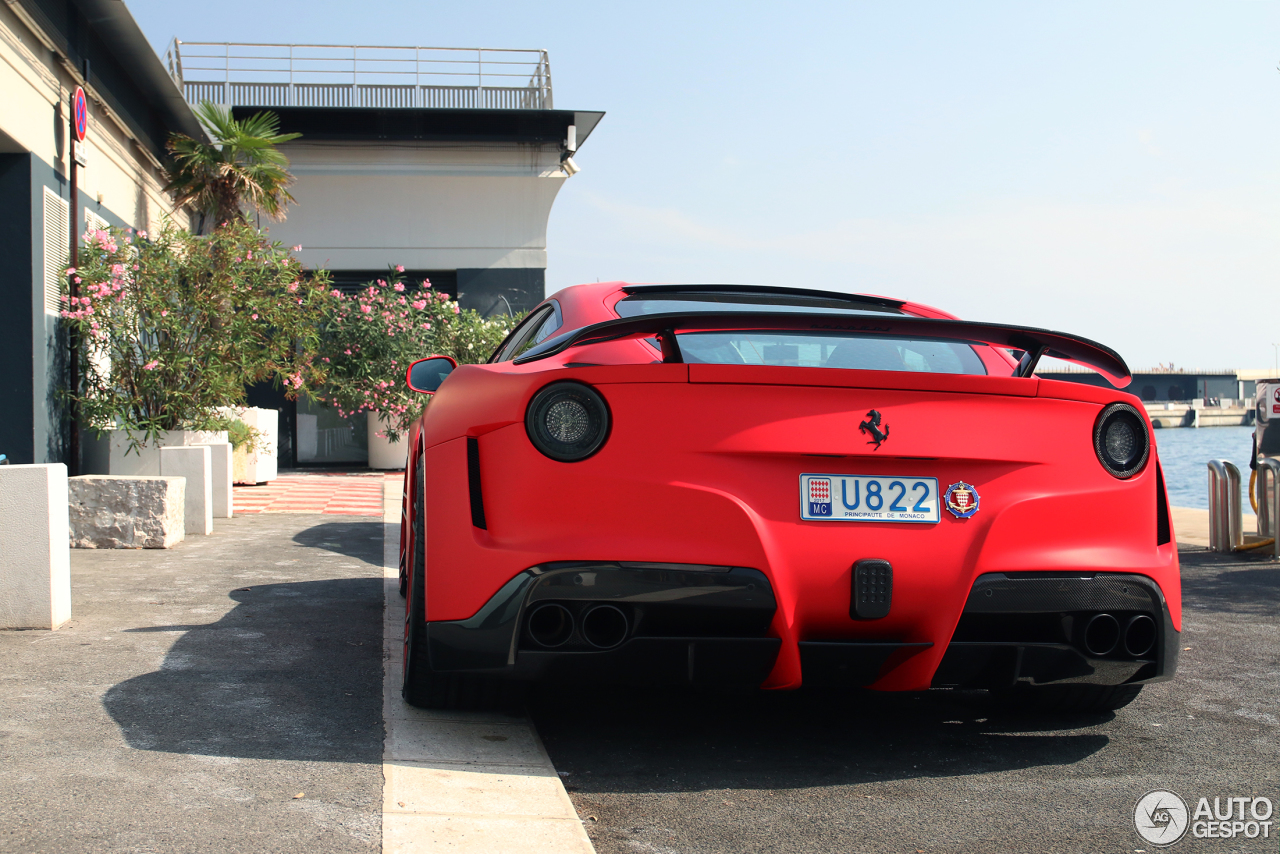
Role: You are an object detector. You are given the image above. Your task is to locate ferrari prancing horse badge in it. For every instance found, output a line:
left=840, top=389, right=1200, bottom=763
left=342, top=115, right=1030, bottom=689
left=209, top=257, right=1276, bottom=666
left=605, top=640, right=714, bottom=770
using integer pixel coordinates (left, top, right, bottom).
left=944, top=482, right=980, bottom=518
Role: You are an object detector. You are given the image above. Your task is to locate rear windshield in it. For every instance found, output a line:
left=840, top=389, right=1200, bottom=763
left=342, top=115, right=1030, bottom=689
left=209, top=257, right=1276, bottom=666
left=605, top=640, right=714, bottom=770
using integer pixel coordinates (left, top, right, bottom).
left=615, top=291, right=904, bottom=317
left=676, top=331, right=987, bottom=375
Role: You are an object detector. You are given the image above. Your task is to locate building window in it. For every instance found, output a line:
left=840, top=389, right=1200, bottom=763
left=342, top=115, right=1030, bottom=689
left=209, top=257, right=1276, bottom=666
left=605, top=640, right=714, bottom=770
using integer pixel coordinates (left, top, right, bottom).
left=42, top=187, right=69, bottom=315
left=85, top=209, right=109, bottom=234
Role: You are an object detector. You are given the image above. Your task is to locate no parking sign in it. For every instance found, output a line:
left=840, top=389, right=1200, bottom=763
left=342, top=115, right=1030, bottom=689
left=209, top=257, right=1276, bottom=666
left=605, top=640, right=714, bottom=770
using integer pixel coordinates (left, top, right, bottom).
left=72, top=86, right=87, bottom=166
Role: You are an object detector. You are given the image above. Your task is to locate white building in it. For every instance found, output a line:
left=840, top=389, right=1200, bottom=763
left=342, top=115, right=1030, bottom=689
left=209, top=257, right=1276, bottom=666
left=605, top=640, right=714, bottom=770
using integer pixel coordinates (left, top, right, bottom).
left=164, top=41, right=604, bottom=466
left=164, top=42, right=603, bottom=315
left=0, top=19, right=601, bottom=469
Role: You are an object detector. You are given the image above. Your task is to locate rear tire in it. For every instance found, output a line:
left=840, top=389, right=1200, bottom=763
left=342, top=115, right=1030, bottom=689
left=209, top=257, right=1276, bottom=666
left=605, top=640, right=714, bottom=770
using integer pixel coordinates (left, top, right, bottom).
left=992, top=683, right=1143, bottom=715
left=401, top=458, right=439, bottom=707
left=401, top=456, right=523, bottom=712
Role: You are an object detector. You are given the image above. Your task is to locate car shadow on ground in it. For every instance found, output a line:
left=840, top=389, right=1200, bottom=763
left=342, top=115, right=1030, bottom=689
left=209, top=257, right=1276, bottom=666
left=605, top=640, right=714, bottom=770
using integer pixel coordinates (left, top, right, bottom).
left=292, top=521, right=387, bottom=566
left=529, top=684, right=1111, bottom=793
left=103, top=579, right=383, bottom=763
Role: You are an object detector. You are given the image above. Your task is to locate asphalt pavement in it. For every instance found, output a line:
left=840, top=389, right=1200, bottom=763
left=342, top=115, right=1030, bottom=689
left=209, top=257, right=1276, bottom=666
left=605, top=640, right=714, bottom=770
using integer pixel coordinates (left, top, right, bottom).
left=4, top=514, right=1278, bottom=854
left=0, top=514, right=385, bottom=854
left=530, top=546, right=1280, bottom=854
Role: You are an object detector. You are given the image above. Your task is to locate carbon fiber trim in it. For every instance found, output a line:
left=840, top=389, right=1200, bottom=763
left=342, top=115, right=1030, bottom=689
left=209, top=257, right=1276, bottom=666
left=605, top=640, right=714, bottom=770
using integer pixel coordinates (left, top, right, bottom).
left=963, top=573, right=1163, bottom=615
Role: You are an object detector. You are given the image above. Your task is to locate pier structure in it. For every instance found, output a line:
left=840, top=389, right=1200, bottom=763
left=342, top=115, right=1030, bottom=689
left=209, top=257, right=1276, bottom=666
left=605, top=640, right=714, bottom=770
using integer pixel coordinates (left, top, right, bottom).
left=1036, top=368, right=1269, bottom=428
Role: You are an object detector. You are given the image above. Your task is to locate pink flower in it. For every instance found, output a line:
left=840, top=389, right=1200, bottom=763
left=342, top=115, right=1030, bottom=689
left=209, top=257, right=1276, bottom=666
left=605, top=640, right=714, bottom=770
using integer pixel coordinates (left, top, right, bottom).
left=452, top=305, right=460, bottom=314
left=344, top=349, right=352, bottom=355
left=361, top=305, right=372, bottom=314
left=288, top=283, right=298, bottom=292
left=142, top=360, right=159, bottom=370
left=246, top=251, right=253, bottom=260
left=251, top=313, right=259, bottom=320
left=421, top=323, right=431, bottom=330
left=161, top=310, right=168, bottom=317
left=65, top=267, right=76, bottom=275
left=395, top=265, right=405, bottom=273
left=292, top=245, right=302, bottom=251
left=74, top=276, right=82, bottom=284
left=138, top=230, right=148, bottom=239
left=331, top=289, right=342, bottom=298
left=393, top=282, right=405, bottom=292
left=59, top=295, right=69, bottom=304
left=411, top=299, right=427, bottom=310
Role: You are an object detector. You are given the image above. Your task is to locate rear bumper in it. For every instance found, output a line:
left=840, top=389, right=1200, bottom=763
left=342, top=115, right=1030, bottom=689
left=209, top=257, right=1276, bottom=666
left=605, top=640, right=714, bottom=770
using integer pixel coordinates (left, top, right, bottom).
left=931, top=572, right=1179, bottom=688
left=426, top=564, right=1177, bottom=690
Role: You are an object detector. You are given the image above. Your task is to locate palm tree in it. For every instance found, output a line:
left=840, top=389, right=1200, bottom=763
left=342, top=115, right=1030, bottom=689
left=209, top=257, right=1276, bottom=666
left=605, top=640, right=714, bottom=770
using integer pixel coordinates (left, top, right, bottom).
left=164, top=101, right=302, bottom=231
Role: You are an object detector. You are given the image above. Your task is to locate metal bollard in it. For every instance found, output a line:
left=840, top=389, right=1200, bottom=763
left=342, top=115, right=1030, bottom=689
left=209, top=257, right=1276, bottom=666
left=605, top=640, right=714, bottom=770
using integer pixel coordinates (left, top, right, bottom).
left=1258, top=458, right=1280, bottom=558
left=1207, top=460, right=1242, bottom=552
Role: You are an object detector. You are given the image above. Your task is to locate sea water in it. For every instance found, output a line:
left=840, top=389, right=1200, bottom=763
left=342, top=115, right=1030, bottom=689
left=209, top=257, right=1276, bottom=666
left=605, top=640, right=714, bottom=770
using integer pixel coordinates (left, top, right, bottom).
left=1152, top=425, right=1255, bottom=510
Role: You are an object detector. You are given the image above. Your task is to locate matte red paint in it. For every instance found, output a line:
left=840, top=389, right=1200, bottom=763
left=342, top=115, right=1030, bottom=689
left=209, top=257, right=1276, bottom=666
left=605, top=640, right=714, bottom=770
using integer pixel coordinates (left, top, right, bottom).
left=399, top=283, right=1179, bottom=691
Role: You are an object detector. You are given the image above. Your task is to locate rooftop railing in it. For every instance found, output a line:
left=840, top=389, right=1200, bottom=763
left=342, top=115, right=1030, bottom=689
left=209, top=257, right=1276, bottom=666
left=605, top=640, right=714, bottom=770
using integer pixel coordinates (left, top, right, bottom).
left=164, top=41, right=553, bottom=111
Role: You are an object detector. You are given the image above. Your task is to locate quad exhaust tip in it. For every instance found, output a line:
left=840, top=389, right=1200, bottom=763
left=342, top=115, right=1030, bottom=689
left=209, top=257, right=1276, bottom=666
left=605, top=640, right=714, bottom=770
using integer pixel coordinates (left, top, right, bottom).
left=1123, top=614, right=1157, bottom=658
left=527, top=603, right=574, bottom=648
left=581, top=604, right=629, bottom=649
left=1082, top=613, right=1120, bottom=657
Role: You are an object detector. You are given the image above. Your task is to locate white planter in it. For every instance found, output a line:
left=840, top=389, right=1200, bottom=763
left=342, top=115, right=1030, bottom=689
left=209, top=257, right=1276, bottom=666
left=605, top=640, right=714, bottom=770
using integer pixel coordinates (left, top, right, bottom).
left=221, top=406, right=278, bottom=484
left=94, top=430, right=229, bottom=477
left=367, top=411, right=407, bottom=470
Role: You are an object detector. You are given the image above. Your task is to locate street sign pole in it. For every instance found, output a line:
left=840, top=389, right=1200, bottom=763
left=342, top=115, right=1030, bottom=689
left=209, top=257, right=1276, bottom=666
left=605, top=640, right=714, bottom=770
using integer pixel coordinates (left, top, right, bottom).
left=67, top=81, right=88, bottom=475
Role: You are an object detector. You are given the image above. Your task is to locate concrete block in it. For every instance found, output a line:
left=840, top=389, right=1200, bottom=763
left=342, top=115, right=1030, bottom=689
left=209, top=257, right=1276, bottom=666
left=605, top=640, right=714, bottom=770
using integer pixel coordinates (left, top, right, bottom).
left=160, top=446, right=213, bottom=535
left=68, top=476, right=185, bottom=549
left=106, top=430, right=229, bottom=476
left=0, top=464, right=71, bottom=629
left=197, top=443, right=233, bottom=518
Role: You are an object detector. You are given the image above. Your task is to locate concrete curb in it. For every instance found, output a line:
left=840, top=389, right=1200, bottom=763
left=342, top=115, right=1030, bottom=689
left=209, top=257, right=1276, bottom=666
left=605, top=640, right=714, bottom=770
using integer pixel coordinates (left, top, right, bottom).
left=381, top=479, right=593, bottom=853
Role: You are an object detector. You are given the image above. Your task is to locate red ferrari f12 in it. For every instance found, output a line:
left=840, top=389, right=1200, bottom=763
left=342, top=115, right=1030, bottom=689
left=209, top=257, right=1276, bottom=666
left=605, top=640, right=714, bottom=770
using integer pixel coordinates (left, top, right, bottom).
left=399, top=283, right=1179, bottom=712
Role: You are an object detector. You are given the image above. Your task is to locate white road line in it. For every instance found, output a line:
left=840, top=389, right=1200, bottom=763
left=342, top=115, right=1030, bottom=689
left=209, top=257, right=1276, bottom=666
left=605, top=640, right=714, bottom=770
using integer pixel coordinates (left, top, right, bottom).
left=381, top=479, right=594, bottom=853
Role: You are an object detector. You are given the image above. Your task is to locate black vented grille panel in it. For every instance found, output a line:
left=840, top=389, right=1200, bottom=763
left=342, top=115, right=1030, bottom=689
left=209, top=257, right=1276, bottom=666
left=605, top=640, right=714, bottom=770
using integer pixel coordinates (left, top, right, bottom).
left=851, top=560, right=892, bottom=619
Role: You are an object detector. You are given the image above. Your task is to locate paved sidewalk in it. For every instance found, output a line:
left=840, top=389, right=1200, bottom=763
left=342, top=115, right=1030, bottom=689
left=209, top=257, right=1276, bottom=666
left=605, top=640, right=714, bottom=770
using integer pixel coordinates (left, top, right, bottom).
left=1170, top=504, right=1257, bottom=547
left=0, top=515, right=386, bottom=853
left=377, top=479, right=594, bottom=854
left=234, top=473, right=401, bottom=516
left=1, top=476, right=591, bottom=853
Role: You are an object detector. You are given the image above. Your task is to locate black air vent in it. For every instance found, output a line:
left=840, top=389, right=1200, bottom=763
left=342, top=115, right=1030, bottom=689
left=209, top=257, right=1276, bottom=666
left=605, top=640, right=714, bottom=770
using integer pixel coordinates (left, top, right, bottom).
left=467, top=437, right=486, bottom=529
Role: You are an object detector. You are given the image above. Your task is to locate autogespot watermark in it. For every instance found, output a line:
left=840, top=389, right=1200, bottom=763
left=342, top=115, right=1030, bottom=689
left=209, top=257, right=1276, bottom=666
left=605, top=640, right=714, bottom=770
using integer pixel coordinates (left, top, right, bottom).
left=1134, top=790, right=1274, bottom=846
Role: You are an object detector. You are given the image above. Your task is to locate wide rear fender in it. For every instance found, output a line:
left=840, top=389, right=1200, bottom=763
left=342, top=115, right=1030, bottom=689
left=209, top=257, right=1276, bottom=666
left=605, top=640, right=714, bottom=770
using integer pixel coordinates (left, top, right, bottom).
left=417, top=363, right=689, bottom=450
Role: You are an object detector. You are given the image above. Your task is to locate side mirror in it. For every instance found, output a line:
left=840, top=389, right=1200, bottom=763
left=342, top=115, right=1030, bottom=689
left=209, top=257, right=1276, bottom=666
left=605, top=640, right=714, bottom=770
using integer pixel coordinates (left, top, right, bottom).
left=406, top=355, right=457, bottom=394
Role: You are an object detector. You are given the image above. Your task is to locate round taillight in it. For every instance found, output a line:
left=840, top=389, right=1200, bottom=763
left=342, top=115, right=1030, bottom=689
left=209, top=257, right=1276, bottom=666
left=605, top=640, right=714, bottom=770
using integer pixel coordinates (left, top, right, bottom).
left=1093, top=402, right=1150, bottom=479
left=525, top=382, right=610, bottom=462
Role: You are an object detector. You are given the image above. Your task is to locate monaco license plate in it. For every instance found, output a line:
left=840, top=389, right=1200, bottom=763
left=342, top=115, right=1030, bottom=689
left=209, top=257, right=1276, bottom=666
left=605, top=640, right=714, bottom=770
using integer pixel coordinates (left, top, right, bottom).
left=800, top=474, right=940, bottom=523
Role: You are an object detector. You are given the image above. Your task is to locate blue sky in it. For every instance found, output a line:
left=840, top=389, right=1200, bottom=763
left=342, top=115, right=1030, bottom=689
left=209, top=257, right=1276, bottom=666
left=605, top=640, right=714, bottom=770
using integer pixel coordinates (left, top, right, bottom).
left=126, top=1, right=1280, bottom=370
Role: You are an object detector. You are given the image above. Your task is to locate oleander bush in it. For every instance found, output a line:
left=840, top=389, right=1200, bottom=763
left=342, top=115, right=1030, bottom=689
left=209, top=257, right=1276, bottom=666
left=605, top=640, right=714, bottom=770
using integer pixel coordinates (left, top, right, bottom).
left=316, top=269, right=521, bottom=441
left=60, top=220, right=334, bottom=447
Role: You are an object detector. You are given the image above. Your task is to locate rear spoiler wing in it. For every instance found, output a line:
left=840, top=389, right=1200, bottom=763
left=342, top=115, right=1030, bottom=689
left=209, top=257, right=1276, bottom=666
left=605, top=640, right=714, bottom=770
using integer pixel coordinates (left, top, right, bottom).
left=514, top=311, right=1132, bottom=388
